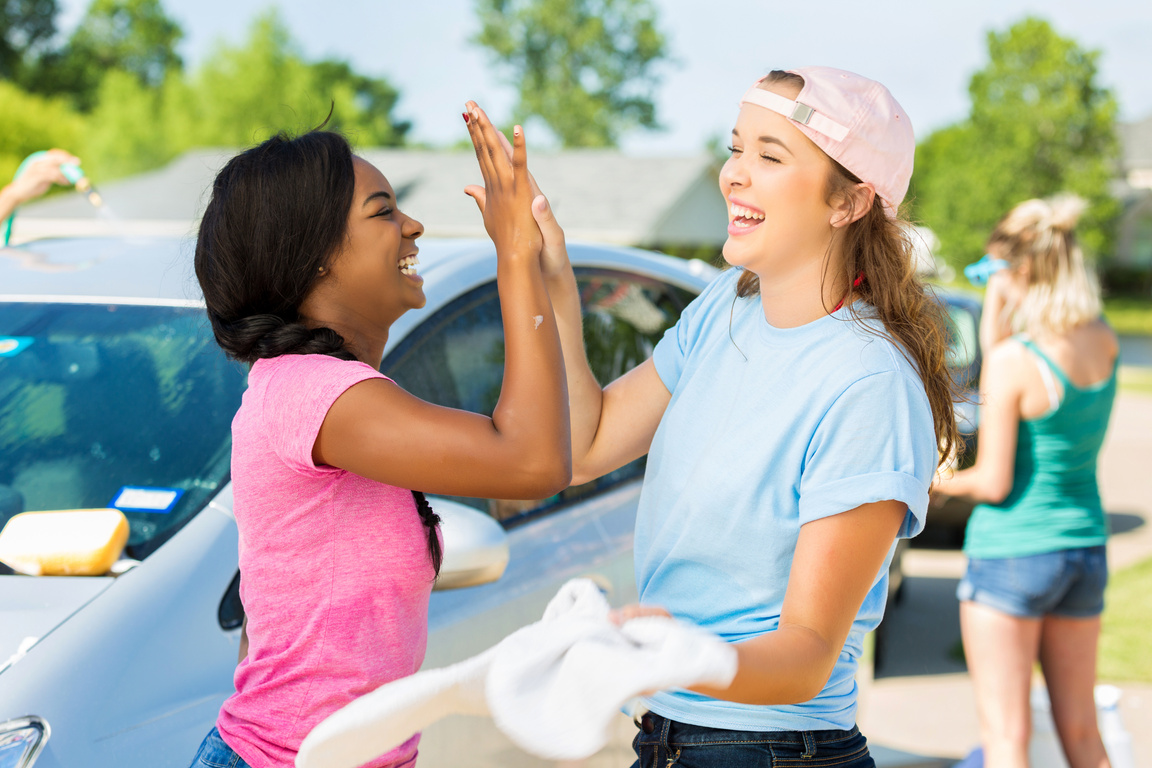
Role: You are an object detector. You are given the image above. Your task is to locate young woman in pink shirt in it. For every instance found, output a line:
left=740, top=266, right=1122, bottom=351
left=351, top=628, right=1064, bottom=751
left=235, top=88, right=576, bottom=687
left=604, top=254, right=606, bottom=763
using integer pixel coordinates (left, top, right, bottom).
left=187, top=106, right=569, bottom=768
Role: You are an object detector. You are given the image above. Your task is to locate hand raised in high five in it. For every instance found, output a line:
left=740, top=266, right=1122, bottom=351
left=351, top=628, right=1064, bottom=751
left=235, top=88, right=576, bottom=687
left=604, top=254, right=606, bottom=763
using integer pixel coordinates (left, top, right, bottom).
left=462, top=102, right=542, bottom=262
left=463, top=110, right=568, bottom=279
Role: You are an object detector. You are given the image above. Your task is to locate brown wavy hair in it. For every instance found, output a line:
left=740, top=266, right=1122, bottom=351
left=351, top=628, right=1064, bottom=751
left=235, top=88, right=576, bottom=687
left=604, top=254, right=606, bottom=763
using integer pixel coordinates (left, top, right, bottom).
left=735, top=70, right=960, bottom=466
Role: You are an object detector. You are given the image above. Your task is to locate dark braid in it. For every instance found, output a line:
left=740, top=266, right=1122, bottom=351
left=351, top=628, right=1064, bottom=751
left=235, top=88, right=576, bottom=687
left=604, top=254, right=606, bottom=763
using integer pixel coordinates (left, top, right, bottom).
left=412, top=492, right=442, bottom=576
left=205, top=310, right=357, bottom=364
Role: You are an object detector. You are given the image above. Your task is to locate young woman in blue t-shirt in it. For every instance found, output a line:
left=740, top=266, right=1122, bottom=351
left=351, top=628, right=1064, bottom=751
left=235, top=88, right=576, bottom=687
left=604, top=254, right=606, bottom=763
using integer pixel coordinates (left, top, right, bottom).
left=477, top=67, right=960, bottom=767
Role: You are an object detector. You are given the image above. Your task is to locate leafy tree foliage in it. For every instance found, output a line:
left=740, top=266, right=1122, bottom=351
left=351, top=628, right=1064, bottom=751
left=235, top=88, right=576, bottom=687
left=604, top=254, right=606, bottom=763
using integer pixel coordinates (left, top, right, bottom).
left=312, top=59, right=410, bottom=148
left=474, top=0, right=667, bottom=147
left=0, top=0, right=57, bottom=81
left=2, top=6, right=410, bottom=184
left=177, top=12, right=408, bottom=149
left=910, top=17, right=1120, bottom=267
left=0, top=78, right=82, bottom=182
left=31, top=0, right=183, bottom=109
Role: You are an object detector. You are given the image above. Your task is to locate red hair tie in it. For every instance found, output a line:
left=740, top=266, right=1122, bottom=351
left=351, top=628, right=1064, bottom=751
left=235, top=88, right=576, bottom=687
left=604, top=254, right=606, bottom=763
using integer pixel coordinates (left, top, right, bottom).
left=832, top=272, right=866, bottom=313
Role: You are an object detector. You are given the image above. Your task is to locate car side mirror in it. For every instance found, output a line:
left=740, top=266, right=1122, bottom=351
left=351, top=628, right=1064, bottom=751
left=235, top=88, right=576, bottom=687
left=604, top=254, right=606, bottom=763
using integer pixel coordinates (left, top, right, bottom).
left=430, top=498, right=509, bottom=591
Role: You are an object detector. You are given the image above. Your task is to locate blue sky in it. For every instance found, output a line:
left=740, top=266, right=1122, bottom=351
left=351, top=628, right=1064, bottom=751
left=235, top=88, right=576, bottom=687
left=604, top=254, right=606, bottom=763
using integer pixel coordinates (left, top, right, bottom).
left=59, top=0, right=1152, bottom=154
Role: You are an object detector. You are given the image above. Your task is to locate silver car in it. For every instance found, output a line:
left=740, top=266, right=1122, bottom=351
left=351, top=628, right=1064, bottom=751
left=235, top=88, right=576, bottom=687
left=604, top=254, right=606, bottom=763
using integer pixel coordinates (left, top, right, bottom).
left=0, top=234, right=715, bottom=767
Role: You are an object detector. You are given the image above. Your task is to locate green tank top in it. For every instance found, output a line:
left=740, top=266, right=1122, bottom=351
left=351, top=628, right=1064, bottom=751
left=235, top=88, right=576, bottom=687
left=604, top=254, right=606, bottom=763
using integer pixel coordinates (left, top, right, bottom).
left=964, top=337, right=1117, bottom=559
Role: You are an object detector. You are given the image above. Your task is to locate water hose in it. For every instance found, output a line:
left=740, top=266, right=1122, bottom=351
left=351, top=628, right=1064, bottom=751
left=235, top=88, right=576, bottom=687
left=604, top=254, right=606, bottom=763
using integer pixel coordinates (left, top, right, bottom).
left=2, top=151, right=103, bottom=246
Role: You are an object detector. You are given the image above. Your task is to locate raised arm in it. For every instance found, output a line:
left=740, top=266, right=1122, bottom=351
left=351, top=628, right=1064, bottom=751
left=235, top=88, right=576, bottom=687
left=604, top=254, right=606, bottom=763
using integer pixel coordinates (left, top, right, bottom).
left=978, top=269, right=1024, bottom=352
left=536, top=236, right=671, bottom=485
left=312, top=106, right=571, bottom=500
left=0, top=149, right=80, bottom=223
left=464, top=133, right=672, bottom=486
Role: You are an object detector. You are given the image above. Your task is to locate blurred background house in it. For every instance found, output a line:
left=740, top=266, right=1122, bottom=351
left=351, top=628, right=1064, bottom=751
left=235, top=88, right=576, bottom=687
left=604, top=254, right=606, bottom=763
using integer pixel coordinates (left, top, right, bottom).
left=1116, top=115, right=1152, bottom=276
left=9, top=149, right=728, bottom=254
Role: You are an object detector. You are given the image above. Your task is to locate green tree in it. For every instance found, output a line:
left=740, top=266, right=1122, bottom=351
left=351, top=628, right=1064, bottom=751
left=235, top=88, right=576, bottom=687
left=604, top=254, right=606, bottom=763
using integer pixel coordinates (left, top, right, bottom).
left=473, top=0, right=668, bottom=147
left=0, top=0, right=57, bottom=81
left=310, top=59, right=409, bottom=146
left=28, top=0, right=183, bottom=109
left=177, top=12, right=407, bottom=150
left=910, top=17, right=1120, bottom=267
left=0, top=79, right=83, bottom=183
left=80, top=69, right=174, bottom=179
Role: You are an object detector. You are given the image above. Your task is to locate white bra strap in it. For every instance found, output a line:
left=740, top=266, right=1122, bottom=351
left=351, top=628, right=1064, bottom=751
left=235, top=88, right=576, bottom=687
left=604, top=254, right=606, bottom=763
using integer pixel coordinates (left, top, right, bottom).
left=1034, top=353, right=1062, bottom=411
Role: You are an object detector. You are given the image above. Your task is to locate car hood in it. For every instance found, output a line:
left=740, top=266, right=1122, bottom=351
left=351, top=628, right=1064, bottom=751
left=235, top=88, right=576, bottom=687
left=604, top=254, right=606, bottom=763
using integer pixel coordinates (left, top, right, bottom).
left=0, top=574, right=113, bottom=674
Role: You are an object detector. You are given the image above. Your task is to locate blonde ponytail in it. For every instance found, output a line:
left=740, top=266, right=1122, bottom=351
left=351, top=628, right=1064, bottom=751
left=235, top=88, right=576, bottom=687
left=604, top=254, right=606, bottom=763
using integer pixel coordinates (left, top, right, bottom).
left=988, top=194, right=1100, bottom=336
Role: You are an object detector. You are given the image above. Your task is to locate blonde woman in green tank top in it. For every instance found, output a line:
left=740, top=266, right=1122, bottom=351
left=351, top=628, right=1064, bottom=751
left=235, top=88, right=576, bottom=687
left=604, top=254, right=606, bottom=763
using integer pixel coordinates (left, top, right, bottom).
left=933, top=194, right=1118, bottom=768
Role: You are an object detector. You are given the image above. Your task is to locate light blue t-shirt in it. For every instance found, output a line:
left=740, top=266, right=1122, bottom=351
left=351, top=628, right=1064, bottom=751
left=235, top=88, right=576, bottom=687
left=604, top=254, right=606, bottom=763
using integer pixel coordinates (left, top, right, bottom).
left=638, top=267, right=936, bottom=732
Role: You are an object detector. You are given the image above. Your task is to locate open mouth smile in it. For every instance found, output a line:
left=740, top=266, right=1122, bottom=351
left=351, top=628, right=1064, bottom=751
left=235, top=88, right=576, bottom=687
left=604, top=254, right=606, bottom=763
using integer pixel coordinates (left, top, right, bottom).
left=399, top=252, right=420, bottom=276
left=727, top=199, right=765, bottom=235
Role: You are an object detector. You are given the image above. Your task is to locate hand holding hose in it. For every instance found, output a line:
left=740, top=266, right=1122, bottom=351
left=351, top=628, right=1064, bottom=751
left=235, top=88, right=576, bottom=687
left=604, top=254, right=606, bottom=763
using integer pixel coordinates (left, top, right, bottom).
left=2, top=149, right=91, bottom=246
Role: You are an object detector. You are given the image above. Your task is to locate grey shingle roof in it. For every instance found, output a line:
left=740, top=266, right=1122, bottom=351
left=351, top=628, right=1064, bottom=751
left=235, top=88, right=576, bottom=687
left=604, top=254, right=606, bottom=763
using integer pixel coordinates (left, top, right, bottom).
left=1119, top=115, right=1152, bottom=172
left=17, top=148, right=728, bottom=247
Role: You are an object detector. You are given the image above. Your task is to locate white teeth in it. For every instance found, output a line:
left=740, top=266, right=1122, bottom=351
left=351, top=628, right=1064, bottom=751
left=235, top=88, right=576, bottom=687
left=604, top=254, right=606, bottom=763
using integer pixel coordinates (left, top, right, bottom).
left=728, top=203, right=765, bottom=221
left=398, top=254, right=419, bottom=275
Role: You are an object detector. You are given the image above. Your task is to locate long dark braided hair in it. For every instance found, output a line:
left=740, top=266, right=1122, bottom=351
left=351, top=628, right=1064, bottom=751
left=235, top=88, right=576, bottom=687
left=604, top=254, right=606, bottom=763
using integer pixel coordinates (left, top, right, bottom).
left=412, top=492, right=442, bottom=575
left=195, top=129, right=442, bottom=575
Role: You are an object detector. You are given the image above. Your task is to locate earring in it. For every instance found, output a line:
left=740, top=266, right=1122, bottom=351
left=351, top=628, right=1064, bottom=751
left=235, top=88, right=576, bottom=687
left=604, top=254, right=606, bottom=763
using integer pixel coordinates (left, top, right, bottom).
left=318, top=265, right=327, bottom=275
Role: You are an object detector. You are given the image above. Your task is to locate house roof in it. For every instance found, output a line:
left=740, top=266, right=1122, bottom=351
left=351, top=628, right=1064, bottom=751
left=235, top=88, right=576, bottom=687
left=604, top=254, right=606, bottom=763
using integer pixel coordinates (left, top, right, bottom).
left=13, top=148, right=728, bottom=248
left=1120, top=115, right=1152, bottom=172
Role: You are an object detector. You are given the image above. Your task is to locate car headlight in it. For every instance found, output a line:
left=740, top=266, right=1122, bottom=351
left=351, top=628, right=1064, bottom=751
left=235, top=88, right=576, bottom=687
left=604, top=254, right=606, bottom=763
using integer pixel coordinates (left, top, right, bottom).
left=0, top=717, right=49, bottom=768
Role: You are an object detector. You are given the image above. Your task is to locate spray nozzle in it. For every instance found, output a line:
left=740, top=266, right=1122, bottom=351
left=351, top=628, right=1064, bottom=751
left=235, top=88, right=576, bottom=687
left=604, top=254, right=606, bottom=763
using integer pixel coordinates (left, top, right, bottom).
left=59, top=161, right=102, bottom=208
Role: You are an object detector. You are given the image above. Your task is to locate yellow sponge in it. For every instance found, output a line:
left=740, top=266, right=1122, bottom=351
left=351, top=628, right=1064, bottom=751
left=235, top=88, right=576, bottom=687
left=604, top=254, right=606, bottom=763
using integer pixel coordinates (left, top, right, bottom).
left=0, top=508, right=129, bottom=576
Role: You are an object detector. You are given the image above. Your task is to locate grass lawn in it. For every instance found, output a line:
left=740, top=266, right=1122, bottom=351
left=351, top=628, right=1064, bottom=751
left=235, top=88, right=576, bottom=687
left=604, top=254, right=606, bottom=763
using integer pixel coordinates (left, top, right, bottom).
left=1098, top=555, right=1152, bottom=684
left=1119, top=367, right=1152, bottom=396
left=1104, top=297, right=1152, bottom=337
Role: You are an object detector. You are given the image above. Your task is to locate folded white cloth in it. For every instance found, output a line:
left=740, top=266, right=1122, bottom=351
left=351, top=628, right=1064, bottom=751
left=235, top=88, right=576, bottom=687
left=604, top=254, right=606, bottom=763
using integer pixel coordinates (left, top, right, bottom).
left=296, top=578, right=738, bottom=768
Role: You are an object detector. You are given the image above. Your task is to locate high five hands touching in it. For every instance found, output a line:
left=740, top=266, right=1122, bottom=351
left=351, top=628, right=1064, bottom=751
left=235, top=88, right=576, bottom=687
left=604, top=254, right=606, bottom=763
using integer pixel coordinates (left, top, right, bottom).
left=462, top=103, right=569, bottom=278
left=462, top=102, right=542, bottom=261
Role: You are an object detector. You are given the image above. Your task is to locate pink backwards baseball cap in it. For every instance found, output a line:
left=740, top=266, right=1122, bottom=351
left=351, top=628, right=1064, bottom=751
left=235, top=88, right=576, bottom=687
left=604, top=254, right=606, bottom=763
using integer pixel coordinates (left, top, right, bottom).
left=740, top=66, right=915, bottom=216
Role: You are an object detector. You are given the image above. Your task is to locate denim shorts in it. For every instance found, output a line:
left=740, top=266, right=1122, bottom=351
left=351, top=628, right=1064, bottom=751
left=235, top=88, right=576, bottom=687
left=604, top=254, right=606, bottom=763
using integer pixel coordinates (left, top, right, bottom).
left=631, top=711, right=875, bottom=768
left=957, top=545, right=1108, bottom=619
left=189, top=727, right=251, bottom=768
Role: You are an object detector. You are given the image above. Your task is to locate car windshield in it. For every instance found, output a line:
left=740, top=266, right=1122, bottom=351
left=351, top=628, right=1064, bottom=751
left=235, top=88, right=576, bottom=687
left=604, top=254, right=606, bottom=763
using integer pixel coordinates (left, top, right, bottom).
left=0, top=302, right=247, bottom=560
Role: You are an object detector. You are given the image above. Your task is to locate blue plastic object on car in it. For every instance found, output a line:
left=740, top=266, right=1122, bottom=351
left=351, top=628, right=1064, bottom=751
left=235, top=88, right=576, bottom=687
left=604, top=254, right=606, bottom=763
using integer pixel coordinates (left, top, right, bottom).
left=964, top=254, right=1009, bottom=287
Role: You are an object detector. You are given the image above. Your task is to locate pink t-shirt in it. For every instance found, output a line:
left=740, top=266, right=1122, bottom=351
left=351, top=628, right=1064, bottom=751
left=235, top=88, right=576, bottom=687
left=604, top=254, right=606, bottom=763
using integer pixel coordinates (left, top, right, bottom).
left=217, top=354, right=437, bottom=768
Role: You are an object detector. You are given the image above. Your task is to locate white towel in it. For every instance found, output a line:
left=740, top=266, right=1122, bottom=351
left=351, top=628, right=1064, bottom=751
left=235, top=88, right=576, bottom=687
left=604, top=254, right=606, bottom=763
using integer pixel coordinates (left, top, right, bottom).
left=296, top=578, right=738, bottom=767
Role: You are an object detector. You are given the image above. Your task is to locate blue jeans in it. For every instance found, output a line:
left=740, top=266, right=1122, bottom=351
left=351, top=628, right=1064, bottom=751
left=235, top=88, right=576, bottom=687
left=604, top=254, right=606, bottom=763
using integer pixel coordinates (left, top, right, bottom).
left=631, top=711, right=875, bottom=767
left=189, top=727, right=251, bottom=768
left=957, top=545, right=1108, bottom=618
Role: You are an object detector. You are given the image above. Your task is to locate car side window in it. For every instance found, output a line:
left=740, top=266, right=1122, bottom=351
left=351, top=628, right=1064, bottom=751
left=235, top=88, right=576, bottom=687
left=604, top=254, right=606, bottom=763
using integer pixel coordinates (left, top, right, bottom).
left=382, top=268, right=697, bottom=524
left=944, top=302, right=981, bottom=390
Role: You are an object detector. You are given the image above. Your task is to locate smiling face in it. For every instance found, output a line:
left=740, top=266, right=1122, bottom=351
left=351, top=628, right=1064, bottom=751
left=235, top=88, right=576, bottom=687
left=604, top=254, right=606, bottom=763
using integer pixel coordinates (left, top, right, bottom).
left=719, top=82, right=839, bottom=286
left=321, top=156, right=426, bottom=329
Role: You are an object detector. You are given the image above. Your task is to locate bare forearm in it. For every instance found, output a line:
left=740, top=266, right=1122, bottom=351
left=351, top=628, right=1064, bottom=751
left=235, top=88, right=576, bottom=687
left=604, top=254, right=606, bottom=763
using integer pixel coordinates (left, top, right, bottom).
left=491, top=253, right=572, bottom=490
left=544, top=268, right=606, bottom=469
left=0, top=185, right=19, bottom=223
left=934, top=465, right=1009, bottom=504
left=692, top=625, right=837, bottom=706
left=979, top=300, right=1011, bottom=351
